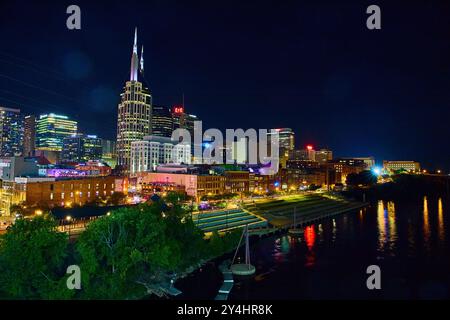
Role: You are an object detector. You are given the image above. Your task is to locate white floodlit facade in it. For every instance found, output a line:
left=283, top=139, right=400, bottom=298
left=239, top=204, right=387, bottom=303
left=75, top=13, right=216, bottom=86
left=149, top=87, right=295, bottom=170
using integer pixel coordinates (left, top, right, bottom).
left=130, top=136, right=191, bottom=174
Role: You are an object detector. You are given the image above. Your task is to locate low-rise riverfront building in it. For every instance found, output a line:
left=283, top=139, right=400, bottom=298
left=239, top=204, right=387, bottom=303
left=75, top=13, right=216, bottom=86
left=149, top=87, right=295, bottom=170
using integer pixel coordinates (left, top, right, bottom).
left=13, top=176, right=121, bottom=208
left=383, top=160, right=421, bottom=173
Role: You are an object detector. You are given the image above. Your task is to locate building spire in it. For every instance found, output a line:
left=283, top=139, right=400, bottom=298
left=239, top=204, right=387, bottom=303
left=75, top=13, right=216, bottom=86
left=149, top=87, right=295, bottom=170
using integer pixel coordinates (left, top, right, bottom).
left=133, top=27, right=138, bottom=53
left=130, top=27, right=139, bottom=81
left=140, top=45, right=144, bottom=75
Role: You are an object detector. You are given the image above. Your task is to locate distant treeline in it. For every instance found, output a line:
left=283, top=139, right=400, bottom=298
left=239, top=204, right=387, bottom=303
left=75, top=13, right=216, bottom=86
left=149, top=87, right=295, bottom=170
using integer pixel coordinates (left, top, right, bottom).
left=343, top=174, right=450, bottom=201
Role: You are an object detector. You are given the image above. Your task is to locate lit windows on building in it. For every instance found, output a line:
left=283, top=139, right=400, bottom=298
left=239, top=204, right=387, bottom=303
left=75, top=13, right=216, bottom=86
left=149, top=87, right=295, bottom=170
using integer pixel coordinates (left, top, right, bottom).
left=383, top=160, right=420, bottom=173
left=0, top=106, right=24, bottom=157
left=62, top=134, right=102, bottom=162
left=130, top=136, right=191, bottom=174
left=116, top=29, right=152, bottom=171
left=36, top=113, right=77, bottom=152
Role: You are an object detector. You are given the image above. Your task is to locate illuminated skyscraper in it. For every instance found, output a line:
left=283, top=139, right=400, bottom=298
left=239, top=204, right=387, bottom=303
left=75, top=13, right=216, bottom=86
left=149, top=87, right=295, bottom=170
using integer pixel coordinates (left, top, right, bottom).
left=62, top=133, right=102, bottom=162
left=35, top=113, right=77, bottom=151
left=116, top=28, right=152, bottom=171
left=24, top=115, right=36, bottom=157
left=267, top=128, right=295, bottom=167
left=315, top=149, right=333, bottom=164
left=0, top=106, right=24, bottom=157
left=152, top=105, right=173, bottom=137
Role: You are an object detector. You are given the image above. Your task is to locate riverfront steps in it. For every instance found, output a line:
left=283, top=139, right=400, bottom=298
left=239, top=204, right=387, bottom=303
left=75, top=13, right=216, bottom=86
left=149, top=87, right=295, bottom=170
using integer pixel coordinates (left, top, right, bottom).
left=193, top=194, right=367, bottom=237
left=192, top=208, right=268, bottom=234
left=243, top=194, right=369, bottom=230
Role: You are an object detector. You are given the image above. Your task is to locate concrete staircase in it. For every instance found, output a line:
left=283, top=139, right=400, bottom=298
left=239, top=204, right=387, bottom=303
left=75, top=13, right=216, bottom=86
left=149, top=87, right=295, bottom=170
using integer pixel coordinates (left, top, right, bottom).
left=193, top=209, right=267, bottom=233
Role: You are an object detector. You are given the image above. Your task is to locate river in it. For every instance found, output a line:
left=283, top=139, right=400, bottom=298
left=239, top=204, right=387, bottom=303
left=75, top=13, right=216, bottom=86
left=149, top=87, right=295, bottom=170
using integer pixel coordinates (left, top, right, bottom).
left=176, top=195, right=450, bottom=299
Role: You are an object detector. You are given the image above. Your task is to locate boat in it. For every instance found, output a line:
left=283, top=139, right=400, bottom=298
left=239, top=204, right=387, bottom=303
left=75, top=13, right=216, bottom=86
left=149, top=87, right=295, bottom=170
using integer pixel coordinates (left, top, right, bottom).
left=288, top=206, right=304, bottom=236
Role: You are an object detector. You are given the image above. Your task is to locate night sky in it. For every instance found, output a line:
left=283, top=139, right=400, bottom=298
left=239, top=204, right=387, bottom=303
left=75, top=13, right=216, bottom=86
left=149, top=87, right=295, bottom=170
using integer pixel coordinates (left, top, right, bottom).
left=0, top=0, right=450, bottom=170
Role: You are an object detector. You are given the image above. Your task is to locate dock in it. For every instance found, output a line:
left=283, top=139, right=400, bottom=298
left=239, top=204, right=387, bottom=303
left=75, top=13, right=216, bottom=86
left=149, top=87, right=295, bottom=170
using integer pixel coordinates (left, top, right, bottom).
left=215, top=261, right=234, bottom=300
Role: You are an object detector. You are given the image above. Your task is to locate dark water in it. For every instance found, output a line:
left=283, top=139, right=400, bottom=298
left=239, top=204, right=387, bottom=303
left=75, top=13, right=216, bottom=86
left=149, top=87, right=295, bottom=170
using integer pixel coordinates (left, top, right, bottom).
left=178, top=196, right=450, bottom=299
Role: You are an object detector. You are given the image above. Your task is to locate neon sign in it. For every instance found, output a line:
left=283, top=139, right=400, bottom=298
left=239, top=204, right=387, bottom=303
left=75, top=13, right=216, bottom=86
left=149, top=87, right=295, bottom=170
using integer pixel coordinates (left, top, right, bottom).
left=173, top=106, right=184, bottom=114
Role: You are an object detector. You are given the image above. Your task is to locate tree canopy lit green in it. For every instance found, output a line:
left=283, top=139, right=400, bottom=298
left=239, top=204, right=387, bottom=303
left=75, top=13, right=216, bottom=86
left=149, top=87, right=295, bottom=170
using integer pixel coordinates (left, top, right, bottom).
left=0, top=200, right=240, bottom=299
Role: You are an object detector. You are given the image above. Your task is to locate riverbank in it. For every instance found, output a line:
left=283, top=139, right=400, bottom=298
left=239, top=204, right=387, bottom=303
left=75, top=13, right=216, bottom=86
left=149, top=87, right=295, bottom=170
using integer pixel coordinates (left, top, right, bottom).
left=176, top=195, right=450, bottom=300
left=174, top=194, right=368, bottom=299
left=343, top=174, right=450, bottom=202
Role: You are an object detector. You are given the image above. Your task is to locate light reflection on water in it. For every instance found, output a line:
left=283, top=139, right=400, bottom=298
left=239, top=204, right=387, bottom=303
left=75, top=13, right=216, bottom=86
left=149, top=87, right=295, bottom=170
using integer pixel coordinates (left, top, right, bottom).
left=377, top=200, right=387, bottom=252
left=423, top=196, right=431, bottom=251
left=361, top=197, right=446, bottom=255
left=438, top=197, right=445, bottom=243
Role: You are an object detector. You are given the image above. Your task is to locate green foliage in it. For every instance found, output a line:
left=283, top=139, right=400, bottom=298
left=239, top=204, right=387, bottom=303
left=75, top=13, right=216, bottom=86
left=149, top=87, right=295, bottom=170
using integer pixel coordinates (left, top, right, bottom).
left=346, top=170, right=378, bottom=186
left=0, top=200, right=244, bottom=300
left=75, top=202, right=208, bottom=299
left=208, top=230, right=242, bottom=258
left=106, top=192, right=127, bottom=206
left=164, top=191, right=188, bottom=205
left=9, top=204, right=24, bottom=216
left=0, top=217, right=70, bottom=299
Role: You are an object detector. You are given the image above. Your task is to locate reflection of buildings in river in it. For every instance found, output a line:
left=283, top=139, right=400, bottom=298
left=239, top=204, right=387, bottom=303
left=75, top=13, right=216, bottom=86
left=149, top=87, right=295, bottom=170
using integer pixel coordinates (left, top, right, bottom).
left=332, top=218, right=337, bottom=242
left=387, top=201, right=397, bottom=250
left=438, top=198, right=445, bottom=244
left=304, top=225, right=316, bottom=268
left=377, top=200, right=398, bottom=253
left=377, top=200, right=387, bottom=252
left=423, top=196, right=431, bottom=250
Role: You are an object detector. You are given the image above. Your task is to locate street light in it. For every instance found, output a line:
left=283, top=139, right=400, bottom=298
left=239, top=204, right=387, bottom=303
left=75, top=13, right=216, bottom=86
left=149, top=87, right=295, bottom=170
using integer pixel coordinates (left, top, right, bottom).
left=371, top=166, right=382, bottom=176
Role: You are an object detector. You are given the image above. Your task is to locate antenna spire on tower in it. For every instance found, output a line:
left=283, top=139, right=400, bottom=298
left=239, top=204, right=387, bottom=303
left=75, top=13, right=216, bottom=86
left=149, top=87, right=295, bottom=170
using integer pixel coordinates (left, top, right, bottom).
left=133, top=27, right=138, bottom=53
left=140, top=45, right=144, bottom=74
left=130, top=27, right=139, bottom=81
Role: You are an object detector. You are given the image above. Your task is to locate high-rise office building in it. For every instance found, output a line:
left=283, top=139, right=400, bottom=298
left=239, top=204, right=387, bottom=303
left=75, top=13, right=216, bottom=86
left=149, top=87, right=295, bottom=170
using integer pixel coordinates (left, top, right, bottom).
left=267, top=128, right=295, bottom=167
left=152, top=105, right=200, bottom=139
left=289, top=145, right=316, bottom=161
left=171, top=105, right=185, bottom=132
left=152, top=105, right=173, bottom=137
left=23, top=115, right=36, bottom=157
left=184, top=113, right=199, bottom=138
left=62, top=134, right=102, bottom=162
left=0, top=106, right=24, bottom=157
left=101, top=139, right=117, bottom=168
left=35, top=113, right=77, bottom=151
left=116, top=28, right=152, bottom=171
left=315, top=149, right=333, bottom=164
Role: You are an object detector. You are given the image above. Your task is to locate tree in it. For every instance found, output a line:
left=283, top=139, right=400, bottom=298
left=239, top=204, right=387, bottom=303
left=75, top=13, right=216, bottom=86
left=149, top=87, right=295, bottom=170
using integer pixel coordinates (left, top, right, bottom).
left=76, top=202, right=207, bottom=299
left=164, top=191, right=187, bottom=205
left=9, top=204, right=24, bottom=216
left=0, top=217, right=72, bottom=299
left=346, top=170, right=377, bottom=186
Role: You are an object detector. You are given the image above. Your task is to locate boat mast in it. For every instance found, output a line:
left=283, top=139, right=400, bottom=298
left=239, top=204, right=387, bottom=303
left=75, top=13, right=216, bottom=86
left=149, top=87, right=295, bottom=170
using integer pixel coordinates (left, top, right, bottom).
left=245, top=225, right=250, bottom=266
left=293, top=206, right=296, bottom=229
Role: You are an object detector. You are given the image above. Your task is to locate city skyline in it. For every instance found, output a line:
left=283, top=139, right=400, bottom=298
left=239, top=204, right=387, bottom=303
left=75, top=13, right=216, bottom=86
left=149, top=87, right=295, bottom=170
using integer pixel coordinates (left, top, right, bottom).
left=0, top=1, right=450, bottom=170
left=1, top=1, right=450, bottom=304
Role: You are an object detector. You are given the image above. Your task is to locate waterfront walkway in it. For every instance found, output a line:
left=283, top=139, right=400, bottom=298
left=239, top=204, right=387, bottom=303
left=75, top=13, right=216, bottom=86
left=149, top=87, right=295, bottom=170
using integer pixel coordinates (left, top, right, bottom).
left=243, top=194, right=368, bottom=229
